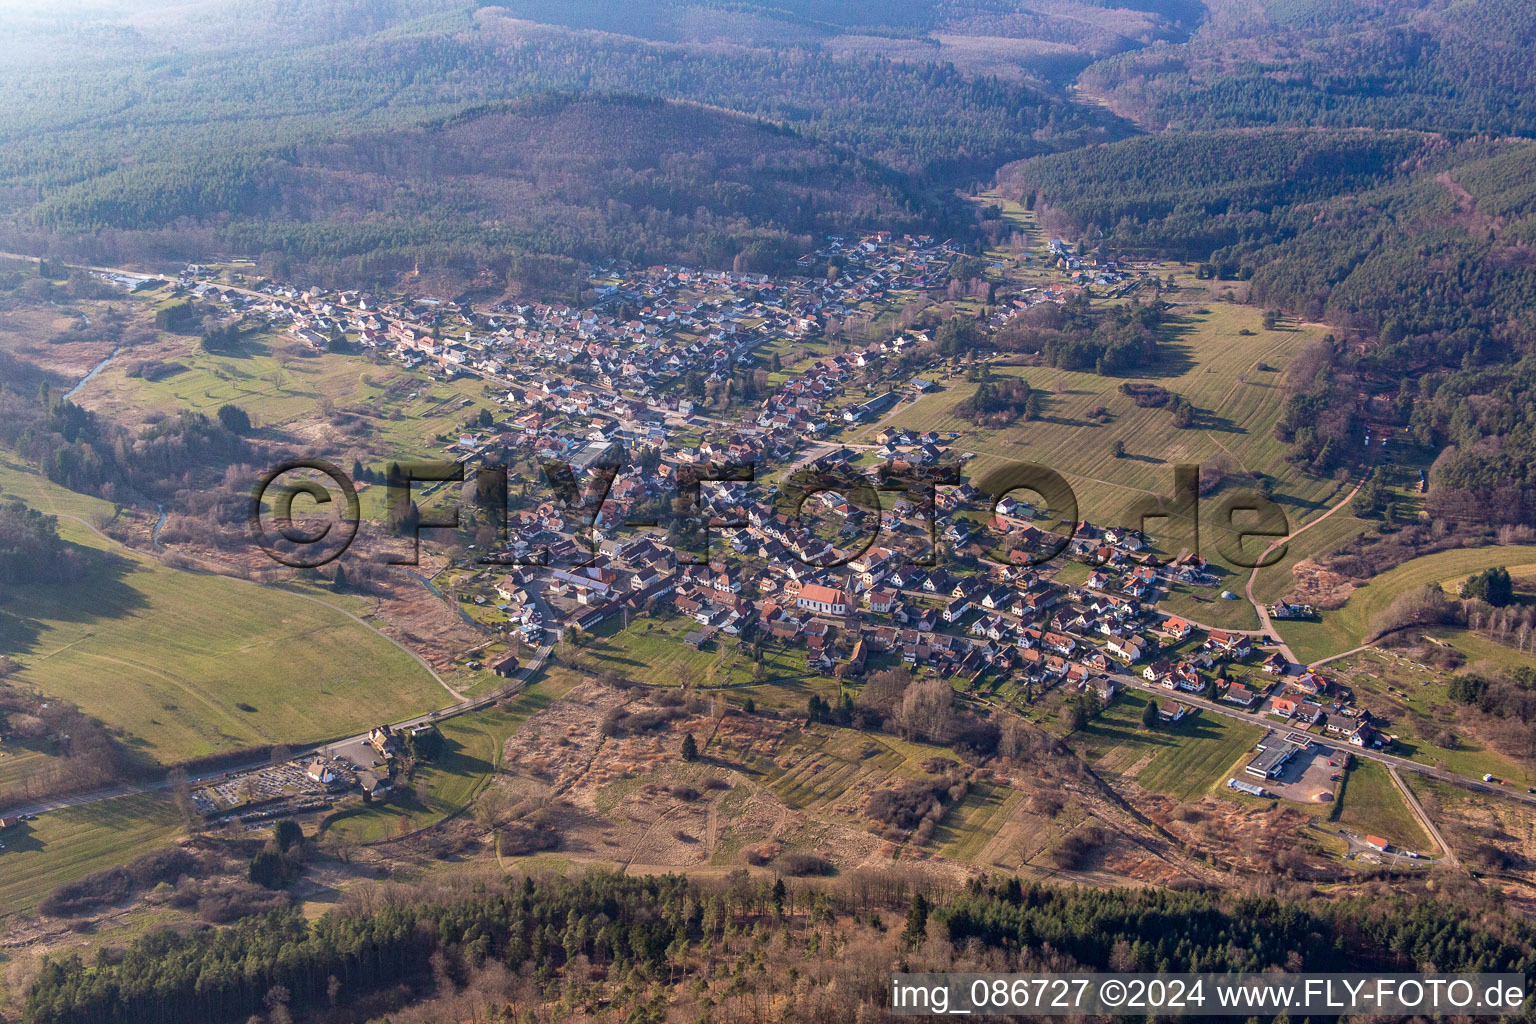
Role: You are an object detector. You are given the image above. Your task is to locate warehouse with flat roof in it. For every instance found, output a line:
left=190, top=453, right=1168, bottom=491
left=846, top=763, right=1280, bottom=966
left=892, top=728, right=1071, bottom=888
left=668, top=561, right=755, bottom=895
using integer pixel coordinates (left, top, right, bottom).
left=1245, top=732, right=1307, bottom=779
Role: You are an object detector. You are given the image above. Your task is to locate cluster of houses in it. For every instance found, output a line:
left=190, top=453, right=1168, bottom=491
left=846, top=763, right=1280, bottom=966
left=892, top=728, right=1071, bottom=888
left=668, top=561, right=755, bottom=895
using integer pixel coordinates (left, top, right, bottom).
left=472, top=486, right=1272, bottom=710
left=178, top=233, right=964, bottom=415
left=474, top=480, right=1398, bottom=752
left=166, top=234, right=1401, bottom=748
left=1040, top=239, right=1144, bottom=295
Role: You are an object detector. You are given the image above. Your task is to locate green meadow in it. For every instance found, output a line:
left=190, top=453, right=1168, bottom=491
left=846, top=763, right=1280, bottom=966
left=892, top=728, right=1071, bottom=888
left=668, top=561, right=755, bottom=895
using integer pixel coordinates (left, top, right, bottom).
left=0, top=515, right=449, bottom=765
left=1277, top=546, right=1536, bottom=665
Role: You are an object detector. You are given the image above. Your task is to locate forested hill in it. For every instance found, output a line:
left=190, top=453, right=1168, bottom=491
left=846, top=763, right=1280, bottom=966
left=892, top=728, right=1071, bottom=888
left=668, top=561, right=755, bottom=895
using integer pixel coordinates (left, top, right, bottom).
left=1005, top=129, right=1536, bottom=525
left=0, top=0, right=1136, bottom=284
left=28, top=95, right=954, bottom=285
left=997, top=129, right=1440, bottom=257
left=1077, top=0, right=1536, bottom=135
left=1000, top=131, right=1536, bottom=337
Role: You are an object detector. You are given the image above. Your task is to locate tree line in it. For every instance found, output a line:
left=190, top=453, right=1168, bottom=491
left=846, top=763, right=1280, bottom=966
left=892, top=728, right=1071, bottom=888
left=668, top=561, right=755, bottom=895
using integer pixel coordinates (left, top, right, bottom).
left=23, top=870, right=1536, bottom=1024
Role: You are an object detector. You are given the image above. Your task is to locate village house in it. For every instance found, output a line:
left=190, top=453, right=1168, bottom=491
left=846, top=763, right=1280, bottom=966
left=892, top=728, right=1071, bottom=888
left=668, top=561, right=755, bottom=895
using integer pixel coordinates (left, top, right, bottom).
left=1162, top=617, right=1194, bottom=641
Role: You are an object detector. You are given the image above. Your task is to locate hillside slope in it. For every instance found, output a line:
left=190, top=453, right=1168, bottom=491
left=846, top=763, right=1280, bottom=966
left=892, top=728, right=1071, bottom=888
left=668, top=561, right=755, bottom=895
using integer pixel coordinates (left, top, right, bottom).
left=1078, top=0, right=1536, bottom=135
left=32, top=95, right=956, bottom=284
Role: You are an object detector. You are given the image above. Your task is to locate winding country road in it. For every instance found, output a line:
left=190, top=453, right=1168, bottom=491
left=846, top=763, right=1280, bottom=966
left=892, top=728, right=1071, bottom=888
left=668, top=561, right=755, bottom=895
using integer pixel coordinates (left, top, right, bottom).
left=1244, top=479, right=1364, bottom=665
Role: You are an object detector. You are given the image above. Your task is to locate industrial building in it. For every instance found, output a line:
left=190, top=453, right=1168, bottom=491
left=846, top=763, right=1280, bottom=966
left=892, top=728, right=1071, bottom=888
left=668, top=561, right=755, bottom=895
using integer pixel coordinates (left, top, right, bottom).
left=1245, top=732, right=1308, bottom=780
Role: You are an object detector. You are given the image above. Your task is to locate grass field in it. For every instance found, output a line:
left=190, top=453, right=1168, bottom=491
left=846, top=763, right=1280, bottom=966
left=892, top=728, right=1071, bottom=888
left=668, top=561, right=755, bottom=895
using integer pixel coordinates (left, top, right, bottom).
left=0, top=516, right=448, bottom=764
left=705, top=720, right=954, bottom=839
left=1156, top=586, right=1261, bottom=631
left=0, top=747, right=55, bottom=795
left=756, top=726, right=942, bottom=812
left=0, top=793, right=182, bottom=918
left=1332, top=759, right=1431, bottom=852
left=584, top=614, right=819, bottom=690
left=73, top=326, right=500, bottom=464
left=1248, top=500, right=1371, bottom=608
left=1071, top=692, right=1264, bottom=800
left=860, top=298, right=1343, bottom=584
left=931, top=781, right=1021, bottom=861
left=1278, top=546, right=1536, bottom=665
left=0, top=453, right=118, bottom=524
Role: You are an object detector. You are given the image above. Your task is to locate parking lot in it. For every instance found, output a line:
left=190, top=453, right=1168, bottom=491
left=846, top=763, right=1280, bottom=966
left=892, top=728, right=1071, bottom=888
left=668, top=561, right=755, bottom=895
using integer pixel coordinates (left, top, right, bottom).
left=327, top=736, right=387, bottom=771
left=1263, top=745, right=1344, bottom=804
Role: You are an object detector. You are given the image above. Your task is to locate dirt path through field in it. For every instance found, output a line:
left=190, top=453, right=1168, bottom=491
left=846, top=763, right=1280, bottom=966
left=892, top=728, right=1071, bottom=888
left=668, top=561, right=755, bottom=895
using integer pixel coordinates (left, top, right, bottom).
left=1245, top=479, right=1363, bottom=665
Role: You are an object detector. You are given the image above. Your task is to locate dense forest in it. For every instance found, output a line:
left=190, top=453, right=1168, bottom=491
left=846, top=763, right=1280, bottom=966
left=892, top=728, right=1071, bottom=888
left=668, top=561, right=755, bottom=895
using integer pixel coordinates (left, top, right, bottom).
left=22, top=871, right=1536, bottom=1024
left=1079, top=0, right=1536, bottom=136
left=32, top=95, right=960, bottom=285
left=0, top=2, right=1133, bottom=284
left=999, top=129, right=1439, bottom=259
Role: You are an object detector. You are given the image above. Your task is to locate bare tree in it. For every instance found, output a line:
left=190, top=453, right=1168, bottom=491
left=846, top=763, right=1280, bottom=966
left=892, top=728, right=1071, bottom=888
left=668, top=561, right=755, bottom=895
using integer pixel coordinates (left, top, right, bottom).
left=898, top=678, right=955, bottom=743
left=167, top=767, right=196, bottom=828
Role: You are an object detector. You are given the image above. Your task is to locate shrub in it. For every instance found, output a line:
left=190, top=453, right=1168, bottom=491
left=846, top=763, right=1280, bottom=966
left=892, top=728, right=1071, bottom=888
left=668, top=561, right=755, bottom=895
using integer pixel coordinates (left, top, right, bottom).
left=498, top=822, right=561, bottom=856
left=39, top=848, right=209, bottom=917
left=1026, top=792, right=1064, bottom=817
left=600, top=706, right=685, bottom=737
left=866, top=779, right=947, bottom=830
left=773, top=852, right=835, bottom=876
left=743, top=842, right=780, bottom=866
left=39, top=868, right=133, bottom=917
left=1048, top=826, right=1106, bottom=870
